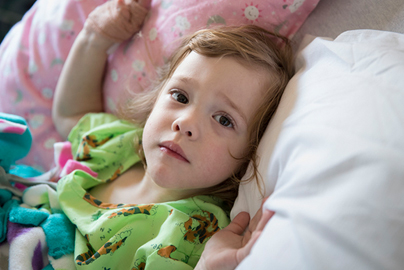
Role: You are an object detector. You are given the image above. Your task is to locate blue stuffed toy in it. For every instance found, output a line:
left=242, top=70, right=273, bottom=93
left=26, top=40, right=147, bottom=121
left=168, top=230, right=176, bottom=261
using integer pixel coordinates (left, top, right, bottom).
left=0, top=112, right=33, bottom=242
left=0, top=113, right=75, bottom=258
left=0, top=112, right=32, bottom=173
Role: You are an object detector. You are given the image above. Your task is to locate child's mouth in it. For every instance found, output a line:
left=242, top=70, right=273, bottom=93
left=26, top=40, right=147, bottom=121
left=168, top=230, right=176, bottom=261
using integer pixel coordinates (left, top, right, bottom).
left=159, top=141, right=190, bottom=163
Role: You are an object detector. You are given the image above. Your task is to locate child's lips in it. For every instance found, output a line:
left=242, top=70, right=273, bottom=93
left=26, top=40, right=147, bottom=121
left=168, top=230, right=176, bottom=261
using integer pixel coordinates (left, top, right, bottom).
left=159, top=141, right=190, bottom=163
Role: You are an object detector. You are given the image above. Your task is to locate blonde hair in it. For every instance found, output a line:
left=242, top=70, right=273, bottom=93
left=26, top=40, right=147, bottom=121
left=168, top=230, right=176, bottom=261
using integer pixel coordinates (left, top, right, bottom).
left=120, top=25, right=294, bottom=208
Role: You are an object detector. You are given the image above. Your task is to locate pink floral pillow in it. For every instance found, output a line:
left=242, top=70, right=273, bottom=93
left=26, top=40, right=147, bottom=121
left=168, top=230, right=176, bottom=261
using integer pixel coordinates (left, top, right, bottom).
left=0, top=0, right=320, bottom=171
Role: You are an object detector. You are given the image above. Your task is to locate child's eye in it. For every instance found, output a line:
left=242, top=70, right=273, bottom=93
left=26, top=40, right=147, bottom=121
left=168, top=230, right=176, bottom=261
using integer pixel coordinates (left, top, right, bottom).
left=171, top=91, right=189, bottom=104
left=214, top=115, right=234, bottom=128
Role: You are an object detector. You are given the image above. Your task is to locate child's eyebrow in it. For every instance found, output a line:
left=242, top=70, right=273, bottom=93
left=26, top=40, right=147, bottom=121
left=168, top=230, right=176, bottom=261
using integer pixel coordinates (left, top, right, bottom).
left=218, top=92, right=247, bottom=125
left=172, top=76, right=198, bottom=87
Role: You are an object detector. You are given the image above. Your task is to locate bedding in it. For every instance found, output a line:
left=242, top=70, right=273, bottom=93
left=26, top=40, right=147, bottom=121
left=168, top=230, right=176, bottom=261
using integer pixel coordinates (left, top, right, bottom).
left=0, top=1, right=320, bottom=269
left=0, top=0, right=319, bottom=172
left=230, top=0, right=404, bottom=268
left=233, top=29, right=404, bottom=269
left=1, top=0, right=404, bottom=269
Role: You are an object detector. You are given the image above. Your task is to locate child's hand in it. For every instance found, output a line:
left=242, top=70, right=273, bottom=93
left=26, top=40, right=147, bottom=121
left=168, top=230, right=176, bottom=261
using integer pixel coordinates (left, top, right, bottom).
left=195, top=200, right=275, bottom=270
left=84, top=0, right=151, bottom=45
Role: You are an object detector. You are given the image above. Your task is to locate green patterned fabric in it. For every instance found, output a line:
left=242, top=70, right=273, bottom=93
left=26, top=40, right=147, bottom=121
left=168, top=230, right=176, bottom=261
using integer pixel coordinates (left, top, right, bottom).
left=58, top=113, right=230, bottom=269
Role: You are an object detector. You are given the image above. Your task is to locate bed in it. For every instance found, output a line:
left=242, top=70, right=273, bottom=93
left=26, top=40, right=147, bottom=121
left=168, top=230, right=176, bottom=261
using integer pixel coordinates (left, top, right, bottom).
left=1, top=0, right=404, bottom=269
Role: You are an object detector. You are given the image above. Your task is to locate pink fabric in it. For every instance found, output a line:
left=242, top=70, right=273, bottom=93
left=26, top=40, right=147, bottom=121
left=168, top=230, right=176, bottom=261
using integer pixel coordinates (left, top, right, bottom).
left=53, top=141, right=97, bottom=178
left=60, top=159, right=98, bottom=178
left=0, top=119, right=27, bottom=134
left=53, top=141, right=73, bottom=168
left=0, top=0, right=320, bottom=171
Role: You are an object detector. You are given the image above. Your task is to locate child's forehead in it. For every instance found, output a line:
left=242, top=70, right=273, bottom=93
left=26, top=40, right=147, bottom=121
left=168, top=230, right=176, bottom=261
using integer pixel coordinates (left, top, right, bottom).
left=171, top=51, right=266, bottom=82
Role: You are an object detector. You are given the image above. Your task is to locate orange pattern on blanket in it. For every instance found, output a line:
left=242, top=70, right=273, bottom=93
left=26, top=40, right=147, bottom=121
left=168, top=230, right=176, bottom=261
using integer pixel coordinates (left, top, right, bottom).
left=76, top=140, right=91, bottom=161
left=106, top=165, right=123, bottom=183
left=75, top=134, right=113, bottom=161
left=108, top=204, right=154, bottom=218
left=157, top=245, right=178, bottom=260
left=132, top=262, right=146, bottom=270
left=76, top=237, right=127, bottom=265
left=83, top=192, right=135, bottom=209
left=85, top=134, right=113, bottom=147
left=83, top=192, right=154, bottom=219
left=183, top=211, right=220, bottom=244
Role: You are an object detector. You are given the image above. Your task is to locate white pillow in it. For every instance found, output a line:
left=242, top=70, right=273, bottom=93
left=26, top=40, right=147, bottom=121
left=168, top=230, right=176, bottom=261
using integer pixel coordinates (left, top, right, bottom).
left=233, top=29, right=404, bottom=269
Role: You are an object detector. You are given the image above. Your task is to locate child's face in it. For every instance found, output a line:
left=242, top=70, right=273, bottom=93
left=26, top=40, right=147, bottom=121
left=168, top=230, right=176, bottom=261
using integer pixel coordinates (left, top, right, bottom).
left=142, top=51, right=268, bottom=195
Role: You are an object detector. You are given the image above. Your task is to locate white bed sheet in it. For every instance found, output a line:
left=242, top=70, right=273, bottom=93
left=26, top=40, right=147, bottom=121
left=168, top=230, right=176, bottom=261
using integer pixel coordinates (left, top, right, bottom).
left=234, top=29, right=404, bottom=269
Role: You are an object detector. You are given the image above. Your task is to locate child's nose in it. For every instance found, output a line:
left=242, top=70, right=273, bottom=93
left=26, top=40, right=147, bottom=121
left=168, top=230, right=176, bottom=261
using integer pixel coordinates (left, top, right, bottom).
left=172, top=113, right=200, bottom=139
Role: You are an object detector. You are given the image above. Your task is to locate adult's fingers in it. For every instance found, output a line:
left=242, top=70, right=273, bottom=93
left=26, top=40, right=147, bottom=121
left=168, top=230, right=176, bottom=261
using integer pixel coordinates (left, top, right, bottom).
left=248, top=197, right=269, bottom=231
left=256, top=209, right=275, bottom=231
left=226, top=211, right=251, bottom=235
left=236, top=209, right=275, bottom=264
left=236, top=231, right=261, bottom=264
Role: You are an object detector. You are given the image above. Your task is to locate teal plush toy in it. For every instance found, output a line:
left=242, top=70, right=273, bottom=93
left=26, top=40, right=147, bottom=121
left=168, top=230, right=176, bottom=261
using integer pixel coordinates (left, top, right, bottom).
left=0, top=113, right=32, bottom=243
left=0, top=113, right=32, bottom=173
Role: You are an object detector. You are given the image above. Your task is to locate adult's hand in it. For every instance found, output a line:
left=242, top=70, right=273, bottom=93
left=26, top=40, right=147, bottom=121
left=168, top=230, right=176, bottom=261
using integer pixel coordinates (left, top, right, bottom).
left=195, top=200, right=274, bottom=270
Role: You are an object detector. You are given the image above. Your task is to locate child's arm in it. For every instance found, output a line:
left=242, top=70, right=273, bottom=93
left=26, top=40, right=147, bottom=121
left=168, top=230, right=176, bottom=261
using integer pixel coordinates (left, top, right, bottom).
left=52, top=0, right=150, bottom=139
left=195, top=201, right=274, bottom=270
left=52, top=30, right=111, bottom=139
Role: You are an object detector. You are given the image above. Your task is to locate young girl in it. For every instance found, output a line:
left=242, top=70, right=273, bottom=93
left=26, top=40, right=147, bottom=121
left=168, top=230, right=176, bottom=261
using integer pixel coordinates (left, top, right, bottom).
left=52, top=0, right=293, bottom=269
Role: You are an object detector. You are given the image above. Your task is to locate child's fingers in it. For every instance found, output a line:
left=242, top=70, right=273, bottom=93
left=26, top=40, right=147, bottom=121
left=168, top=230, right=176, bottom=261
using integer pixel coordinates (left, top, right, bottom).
left=123, top=0, right=151, bottom=9
left=137, top=0, right=151, bottom=9
left=85, top=0, right=149, bottom=43
left=226, top=212, right=251, bottom=235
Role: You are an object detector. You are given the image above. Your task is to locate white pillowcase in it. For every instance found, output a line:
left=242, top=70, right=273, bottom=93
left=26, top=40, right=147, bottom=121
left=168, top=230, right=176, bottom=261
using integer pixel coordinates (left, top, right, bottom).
left=233, top=29, right=404, bottom=269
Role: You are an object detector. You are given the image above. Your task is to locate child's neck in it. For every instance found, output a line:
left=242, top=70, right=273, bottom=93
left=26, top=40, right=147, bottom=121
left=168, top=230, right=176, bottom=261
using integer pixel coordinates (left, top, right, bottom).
left=90, top=163, right=193, bottom=204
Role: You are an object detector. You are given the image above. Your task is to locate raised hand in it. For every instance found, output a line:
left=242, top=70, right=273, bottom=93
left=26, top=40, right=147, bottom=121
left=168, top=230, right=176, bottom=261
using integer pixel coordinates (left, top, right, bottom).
left=84, top=0, right=151, bottom=44
left=53, top=0, right=152, bottom=139
left=195, top=199, right=274, bottom=270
